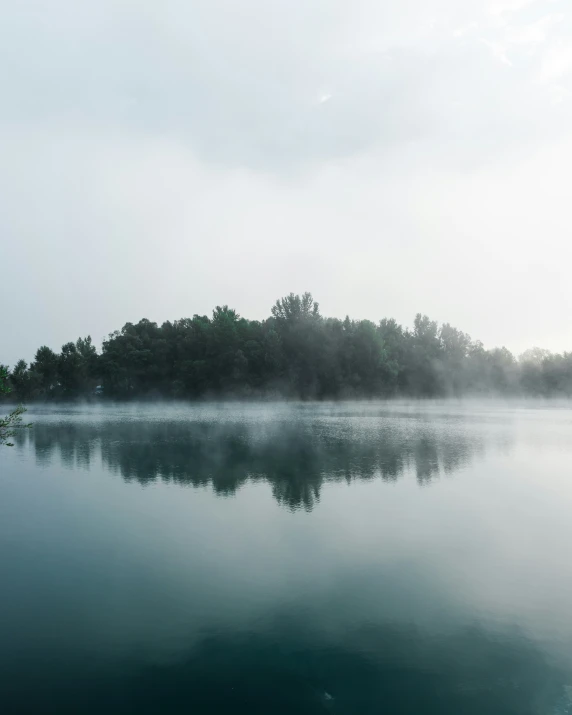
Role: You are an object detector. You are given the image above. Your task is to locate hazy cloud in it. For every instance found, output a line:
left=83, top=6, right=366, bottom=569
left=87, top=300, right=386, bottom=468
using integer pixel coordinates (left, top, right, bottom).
left=1, top=0, right=571, bottom=365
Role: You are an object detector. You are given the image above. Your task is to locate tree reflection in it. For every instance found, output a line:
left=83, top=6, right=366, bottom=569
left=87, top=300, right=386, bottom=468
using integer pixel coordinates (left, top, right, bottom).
left=21, top=417, right=493, bottom=510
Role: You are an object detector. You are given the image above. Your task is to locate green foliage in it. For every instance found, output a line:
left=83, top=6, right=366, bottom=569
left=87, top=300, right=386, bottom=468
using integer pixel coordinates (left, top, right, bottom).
left=0, top=366, right=31, bottom=447
left=4, top=293, right=572, bottom=401
left=271, top=292, right=320, bottom=323
left=33, top=346, right=59, bottom=392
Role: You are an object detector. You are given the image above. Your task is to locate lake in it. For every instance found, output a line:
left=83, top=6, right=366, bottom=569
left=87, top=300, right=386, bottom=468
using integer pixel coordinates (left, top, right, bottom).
left=1, top=401, right=572, bottom=714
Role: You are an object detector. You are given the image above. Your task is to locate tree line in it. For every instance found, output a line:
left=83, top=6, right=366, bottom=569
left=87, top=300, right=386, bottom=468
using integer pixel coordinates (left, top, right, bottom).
left=2, top=292, right=572, bottom=400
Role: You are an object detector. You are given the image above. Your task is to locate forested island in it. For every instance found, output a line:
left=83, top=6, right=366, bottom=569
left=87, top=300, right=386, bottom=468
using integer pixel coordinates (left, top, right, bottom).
left=2, top=293, right=571, bottom=400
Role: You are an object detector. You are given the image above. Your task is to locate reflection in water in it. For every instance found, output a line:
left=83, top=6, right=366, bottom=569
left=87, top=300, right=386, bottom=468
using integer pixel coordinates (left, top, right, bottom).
left=17, top=413, right=499, bottom=510
left=3, top=404, right=572, bottom=714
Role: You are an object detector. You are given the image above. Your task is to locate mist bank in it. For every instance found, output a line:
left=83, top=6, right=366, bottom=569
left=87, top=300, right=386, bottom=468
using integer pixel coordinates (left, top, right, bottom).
left=3, top=293, right=572, bottom=401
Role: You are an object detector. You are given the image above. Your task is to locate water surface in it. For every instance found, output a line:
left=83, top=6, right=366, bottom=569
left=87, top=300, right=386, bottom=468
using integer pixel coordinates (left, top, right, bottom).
left=1, top=401, right=572, bottom=714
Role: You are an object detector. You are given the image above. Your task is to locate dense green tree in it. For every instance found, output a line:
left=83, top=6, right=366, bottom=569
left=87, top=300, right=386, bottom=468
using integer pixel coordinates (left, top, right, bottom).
left=439, top=323, right=472, bottom=395
left=9, top=359, right=38, bottom=400
left=403, top=314, right=443, bottom=395
left=487, top=347, right=518, bottom=394
left=4, top=292, right=572, bottom=401
left=271, top=292, right=320, bottom=323
left=32, top=346, right=59, bottom=393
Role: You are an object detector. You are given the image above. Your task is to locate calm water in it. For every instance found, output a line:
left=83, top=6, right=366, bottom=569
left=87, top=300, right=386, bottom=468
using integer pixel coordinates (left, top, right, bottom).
left=1, top=402, right=572, bottom=715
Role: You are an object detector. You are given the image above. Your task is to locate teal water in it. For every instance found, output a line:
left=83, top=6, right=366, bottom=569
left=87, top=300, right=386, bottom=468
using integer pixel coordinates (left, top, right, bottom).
left=1, top=402, right=572, bottom=714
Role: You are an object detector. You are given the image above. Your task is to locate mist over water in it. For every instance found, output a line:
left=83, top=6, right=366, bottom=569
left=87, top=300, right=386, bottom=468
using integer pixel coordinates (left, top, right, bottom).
left=2, top=401, right=572, bottom=714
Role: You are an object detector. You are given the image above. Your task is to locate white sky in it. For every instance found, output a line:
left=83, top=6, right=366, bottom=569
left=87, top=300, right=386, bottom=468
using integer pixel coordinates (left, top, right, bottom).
left=1, top=0, right=571, bottom=365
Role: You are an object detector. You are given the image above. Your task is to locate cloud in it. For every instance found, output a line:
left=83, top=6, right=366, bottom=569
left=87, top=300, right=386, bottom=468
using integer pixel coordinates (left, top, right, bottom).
left=1, top=0, right=567, bottom=173
left=1, top=0, right=572, bottom=364
left=488, top=0, right=540, bottom=17
left=538, top=41, right=572, bottom=81
left=505, top=13, right=564, bottom=45
left=480, top=37, right=513, bottom=65
left=547, top=83, right=570, bottom=104
left=453, top=22, right=479, bottom=37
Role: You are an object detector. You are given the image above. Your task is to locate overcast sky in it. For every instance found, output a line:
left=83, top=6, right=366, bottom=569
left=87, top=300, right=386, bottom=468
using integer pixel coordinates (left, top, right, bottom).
left=1, top=0, right=571, bottom=366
